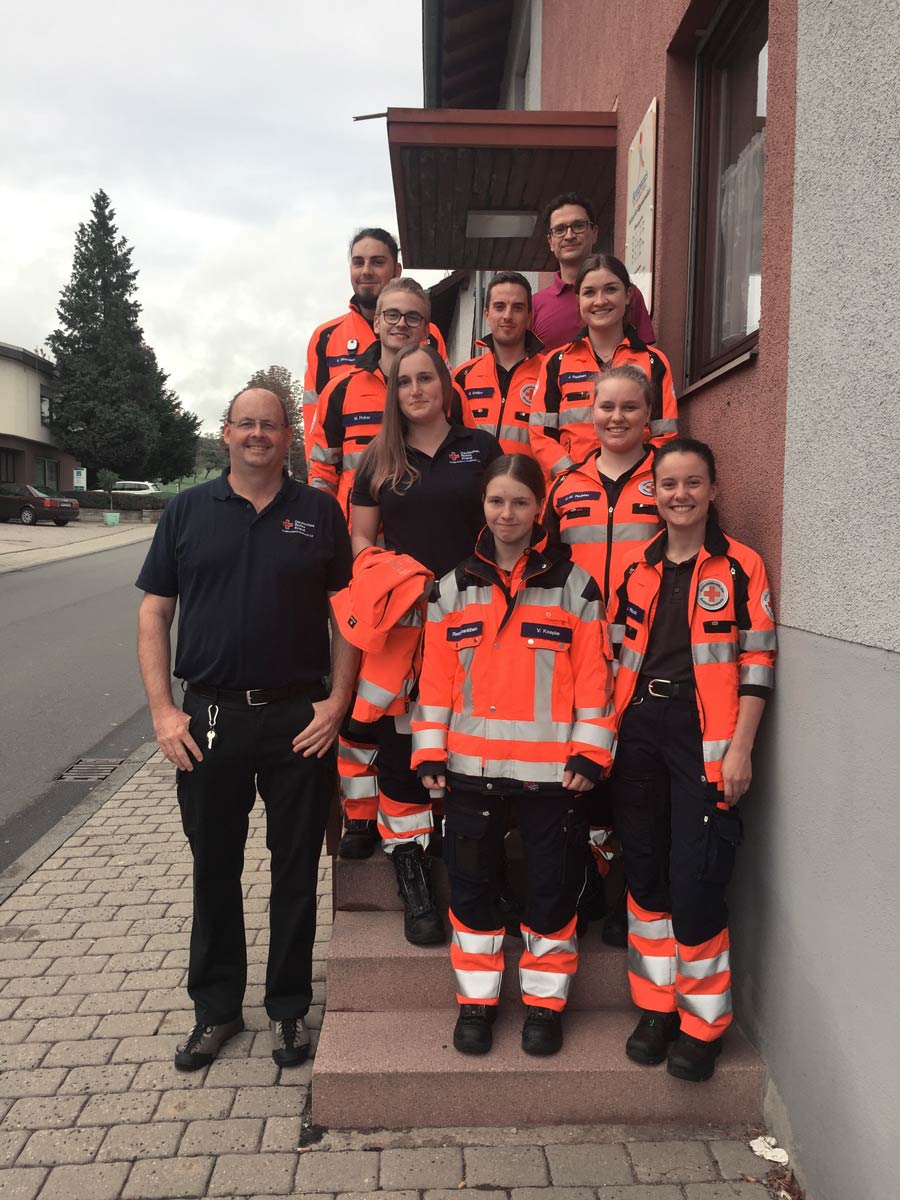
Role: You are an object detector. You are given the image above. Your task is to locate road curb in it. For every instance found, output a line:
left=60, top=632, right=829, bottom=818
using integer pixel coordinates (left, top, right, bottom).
left=0, top=741, right=157, bottom=903
left=0, top=525, right=155, bottom=575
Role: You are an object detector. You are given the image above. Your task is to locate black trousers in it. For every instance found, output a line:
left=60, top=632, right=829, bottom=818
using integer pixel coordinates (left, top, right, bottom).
left=176, top=687, right=333, bottom=1024
left=608, top=694, right=742, bottom=946
left=444, top=789, right=589, bottom=935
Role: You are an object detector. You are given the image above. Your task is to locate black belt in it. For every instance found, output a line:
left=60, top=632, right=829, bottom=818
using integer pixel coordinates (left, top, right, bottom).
left=187, top=682, right=317, bottom=707
left=638, top=677, right=693, bottom=700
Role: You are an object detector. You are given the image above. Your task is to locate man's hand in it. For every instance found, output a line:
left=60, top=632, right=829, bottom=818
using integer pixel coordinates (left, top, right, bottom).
left=720, top=743, right=752, bottom=805
left=292, top=697, right=345, bottom=758
left=153, top=704, right=203, bottom=772
left=420, top=774, right=446, bottom=791
left=562, top=769, right=595, bottom=792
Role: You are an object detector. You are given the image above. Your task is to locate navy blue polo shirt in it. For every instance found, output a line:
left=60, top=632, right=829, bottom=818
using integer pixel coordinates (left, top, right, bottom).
left=136, top=472, right=352, bottom=690
left=352, top=425, right=502, bottom=580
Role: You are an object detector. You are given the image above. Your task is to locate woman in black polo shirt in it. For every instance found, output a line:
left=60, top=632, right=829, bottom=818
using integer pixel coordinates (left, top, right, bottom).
left=350, top=343, right=502, bottom=945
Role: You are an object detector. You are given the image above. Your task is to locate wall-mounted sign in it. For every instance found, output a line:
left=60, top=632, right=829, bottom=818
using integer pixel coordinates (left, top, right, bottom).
left=625, top=98, right=658, bottom=314
left=73, top=468, right=87, bottom=491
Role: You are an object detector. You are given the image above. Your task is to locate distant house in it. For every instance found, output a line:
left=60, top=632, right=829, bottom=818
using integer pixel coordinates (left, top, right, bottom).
left=0, top=342, right=79, bottom=491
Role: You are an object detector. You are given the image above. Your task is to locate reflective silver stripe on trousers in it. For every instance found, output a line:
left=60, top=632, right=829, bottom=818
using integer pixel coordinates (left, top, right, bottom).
left=676, top=948, right=730, bottom=980
left=340, top=776, right=379, bottom=799
left=338, top=741, right=377, bottom=764
left=456, top=970, right=503, bottom=1001
left=377, top=807, right=433, bottom=835
left=739, top=628, right=777, bottom=651
left=523, top=927, right=577, bottom=958
left=447, top=753, right=563, bottom=784
left=309, top=444, right=341, bottom=464
left=559, top=405, right=594, bottom=427
left=412, top=728, right=448, bottom=752
left=519, top=966, right=572, bottom=1002
left=692, top=641, right=739, bottom=665
left=740, top=664, right=775, bottom=689
left=414, top=704, right=452, bottom=725
left=676, top=987, right=732, bottom=1023
left=618, top=645, right=645, bottom=674
left=628, top=912, right=673, bottom=941
left=356, top=677, right=397, bottom=709
left=702, top=738, right=732, bottom=763
left=628, top=944, right=676, bottom=987
left=453, top=928, right=505, bottom=956
left=650, top=417, right=678, bottom=436
left=571, top=721, right=616, bottom=751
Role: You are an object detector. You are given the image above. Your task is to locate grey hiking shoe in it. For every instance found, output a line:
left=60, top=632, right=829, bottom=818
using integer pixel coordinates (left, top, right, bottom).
left=270, top=1016, right=310, bottom=1067
left=174, top=1017, right=244, bottom=1071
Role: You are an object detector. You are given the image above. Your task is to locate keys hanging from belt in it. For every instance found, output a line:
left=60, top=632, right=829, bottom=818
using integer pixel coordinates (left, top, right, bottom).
left=206, top=704, right=219, bottom=750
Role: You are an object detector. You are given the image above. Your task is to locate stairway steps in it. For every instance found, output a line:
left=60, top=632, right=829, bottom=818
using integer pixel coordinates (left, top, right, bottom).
left=326, top=909, right=630, bottom=1011
left=334, top=852, right=450, bottom=913
left=312, top=1007, right=764, bottom=1129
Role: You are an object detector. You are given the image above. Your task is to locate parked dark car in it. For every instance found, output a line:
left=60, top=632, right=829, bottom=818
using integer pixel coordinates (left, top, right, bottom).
left=0, top=484, right=80, bottom=526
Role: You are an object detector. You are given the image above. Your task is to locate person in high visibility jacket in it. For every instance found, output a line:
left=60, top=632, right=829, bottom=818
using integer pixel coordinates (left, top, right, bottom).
left=453, top=271, right=544, bottom=458
left=350, top=343, right=502, bottom=945
left=543, top=363, right=664, bottom=942
left=607, top=437, right=776, bottom=1083
left=308, top=278, right=449, bottom=524
left=529, top=254, right=678, bottom=482
left=303, top=228, right=447, bottom=456
left=412, top=454, right=616, bottom=1058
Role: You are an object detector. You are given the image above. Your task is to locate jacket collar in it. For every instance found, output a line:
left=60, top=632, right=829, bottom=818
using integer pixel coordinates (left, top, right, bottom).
left=644, top=517, right=729, bottom=566
left=470, top=524, right=570, bottom=585
left=475, top=330, right=545, bottom=359
left=356, top=340, right=383, bottom=373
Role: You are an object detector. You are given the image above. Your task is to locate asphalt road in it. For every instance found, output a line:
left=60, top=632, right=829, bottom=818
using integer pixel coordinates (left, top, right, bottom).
left=0, top=541, right=158, bottom=869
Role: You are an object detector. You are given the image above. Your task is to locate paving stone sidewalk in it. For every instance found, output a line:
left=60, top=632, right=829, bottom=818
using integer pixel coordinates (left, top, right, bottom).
left=0, top=751, right=773, bottom=1199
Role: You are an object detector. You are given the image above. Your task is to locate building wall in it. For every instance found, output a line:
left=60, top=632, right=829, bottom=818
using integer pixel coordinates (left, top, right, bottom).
left=0, top=347, right=78, bottom=489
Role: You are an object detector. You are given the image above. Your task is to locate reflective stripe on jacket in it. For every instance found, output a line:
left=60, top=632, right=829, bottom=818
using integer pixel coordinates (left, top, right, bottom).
left=453, top=332, right=544, bottom=458
left=331, top=547, right=433, bottom=723
left=609, top=523, right=777, bottom=788
left=528, top=331, right=678, bottom=480
left=303, top=301, right=447, bottom=461
left=543, top=447, right=661, bottom=605
left=411, top=528, right=616, bottom=788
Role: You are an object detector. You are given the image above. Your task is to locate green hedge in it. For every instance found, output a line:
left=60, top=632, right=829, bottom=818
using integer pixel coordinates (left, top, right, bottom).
left=60, top=491, right=169, bottom=511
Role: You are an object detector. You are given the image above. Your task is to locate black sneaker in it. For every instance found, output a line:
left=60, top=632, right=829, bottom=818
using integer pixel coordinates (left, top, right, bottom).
left=174, top=1017, right=244, bottom=1071
left=667, top=1030, right=723, bottom=1082
left=391, top=843, right=446, bottom=946
left=338, top=819, right=379, bottom=860
left=270, top=1016, right=310, bottom=1067
left=453, top=1003, right=497, bottom=1055
left=521, top=1006, right=563, bottom=1056
left=625, top=1010, right=681, bottom=1065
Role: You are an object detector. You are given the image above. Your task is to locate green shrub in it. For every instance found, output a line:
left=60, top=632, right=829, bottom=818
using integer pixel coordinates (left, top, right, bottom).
left=60, top=491, right=169, bottom=510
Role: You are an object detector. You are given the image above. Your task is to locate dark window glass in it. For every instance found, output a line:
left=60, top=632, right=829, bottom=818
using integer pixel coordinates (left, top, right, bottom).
left=0, top=450, right=16, bottom=483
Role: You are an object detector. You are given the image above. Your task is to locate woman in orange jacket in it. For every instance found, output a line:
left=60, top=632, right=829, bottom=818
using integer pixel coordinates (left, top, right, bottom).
left=412, top=454, right=616, bottom=1058
left=607, top=438, right=776, bottom=1082
left=528, top=254, right=678, bottom=482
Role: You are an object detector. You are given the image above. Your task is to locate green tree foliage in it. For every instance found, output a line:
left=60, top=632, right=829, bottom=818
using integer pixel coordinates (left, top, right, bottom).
left=46, top=190, right=199, bottom=478
left=243, top=364, right=307, bottom=481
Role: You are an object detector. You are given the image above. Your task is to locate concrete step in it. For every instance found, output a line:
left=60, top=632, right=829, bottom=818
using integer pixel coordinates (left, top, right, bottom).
left=312, top=1008, right=764, bottom=1128
left=327, top=909, right=629, bottom=1012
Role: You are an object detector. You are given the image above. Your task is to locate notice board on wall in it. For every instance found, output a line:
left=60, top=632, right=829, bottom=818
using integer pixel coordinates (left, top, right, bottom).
left=625, top=98, right=658, bottom=315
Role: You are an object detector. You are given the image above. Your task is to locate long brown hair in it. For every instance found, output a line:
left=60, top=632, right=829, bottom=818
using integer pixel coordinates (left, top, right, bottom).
left=362, top=343, right=452, bottom=498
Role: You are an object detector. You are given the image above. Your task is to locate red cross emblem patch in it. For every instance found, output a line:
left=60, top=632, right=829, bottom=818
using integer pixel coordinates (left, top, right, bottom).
left=697, top=578, right=729, bottom=611
left=637, top=480, right=655, bottom=496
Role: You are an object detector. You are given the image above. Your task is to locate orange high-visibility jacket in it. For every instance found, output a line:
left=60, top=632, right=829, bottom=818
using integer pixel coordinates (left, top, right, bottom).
left=608, top=523, right=777, bottom=789
left=304, top=301, right=447, bottom=458
left=453, top=332, right=544, bottom=458
left=331, top=547, right=434, bottom=724
left=411, top=528, right=616, bottom=789
left=543, top=447, right=662, bottom=605
left=528, top=331, right=678, bottom=480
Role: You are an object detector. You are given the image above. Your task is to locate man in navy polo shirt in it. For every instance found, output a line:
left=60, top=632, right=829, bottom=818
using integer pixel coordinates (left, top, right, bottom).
left=136, top=387, right=356, bottom=1071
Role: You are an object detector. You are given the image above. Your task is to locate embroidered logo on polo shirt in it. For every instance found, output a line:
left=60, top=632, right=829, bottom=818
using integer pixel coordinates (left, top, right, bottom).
left=448, top=449, right=480, bottom=464
left=697, top=579, right=729, bottom=611
left=281, top=519, right=315, bottom=537
left=637, top=480, right=655, bottom=496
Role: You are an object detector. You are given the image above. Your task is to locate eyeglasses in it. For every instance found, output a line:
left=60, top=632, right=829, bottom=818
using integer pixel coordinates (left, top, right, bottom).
left=380, top=309, right=425, bottom=328
left=229, top=419, right=286, bottom=433
left=548, top=219, right=592, bottom=239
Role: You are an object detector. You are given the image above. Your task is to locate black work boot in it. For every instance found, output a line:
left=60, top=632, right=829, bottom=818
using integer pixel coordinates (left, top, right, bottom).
left=625, top=1010, right=681, bottom=1065
left=521, top=1006, right=563, bottom=1056
left=338, top=818, right=379, bottom=860
left=453, top=1003, right=497, bottom=1055
left=667, top=1030, right=723, bottom=1082
left=391, top=843, right=446, bottom=946
left=601, top=886, right=628, bottom=947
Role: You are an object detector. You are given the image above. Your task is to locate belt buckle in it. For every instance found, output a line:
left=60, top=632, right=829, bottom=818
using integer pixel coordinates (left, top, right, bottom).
left=245, top=689, right=268, bottom=706
left=647, top=678, right=671, bottom=698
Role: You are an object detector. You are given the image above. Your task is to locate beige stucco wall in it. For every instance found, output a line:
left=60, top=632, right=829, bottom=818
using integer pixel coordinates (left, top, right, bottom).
left=0, top=351, right=55, bottom=447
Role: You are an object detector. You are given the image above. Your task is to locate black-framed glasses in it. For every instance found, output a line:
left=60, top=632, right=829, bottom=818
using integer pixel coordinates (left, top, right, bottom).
left=380, top=308, right=425, bottom=328
left=548, top=219, right=592, bottom=238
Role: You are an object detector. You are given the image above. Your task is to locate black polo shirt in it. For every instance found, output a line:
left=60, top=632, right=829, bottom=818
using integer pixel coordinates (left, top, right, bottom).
left=641, top=554, right=697, bottom=684
left=351, top=425, right=502, bottom=579
left=136, top=472, right=352, bottom=690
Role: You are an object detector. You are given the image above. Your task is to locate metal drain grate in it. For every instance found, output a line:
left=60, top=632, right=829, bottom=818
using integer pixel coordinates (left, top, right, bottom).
left=57, top=757, right=126, bottom=782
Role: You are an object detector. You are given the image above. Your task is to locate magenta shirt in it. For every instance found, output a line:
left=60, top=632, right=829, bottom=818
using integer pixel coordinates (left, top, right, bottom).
left=531, top=273, right=655, bottom=352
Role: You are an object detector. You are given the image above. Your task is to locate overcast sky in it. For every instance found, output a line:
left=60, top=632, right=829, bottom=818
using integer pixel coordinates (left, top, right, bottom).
left=0, top=1, right=440, bottom=431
